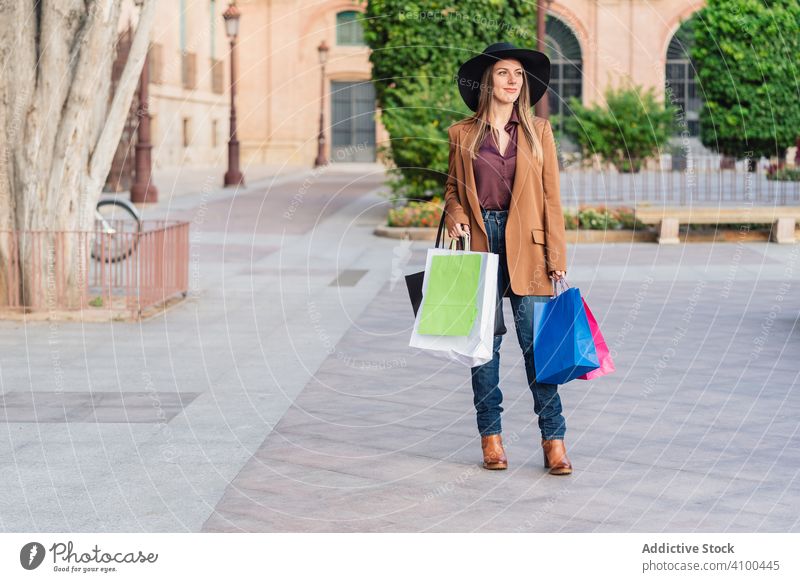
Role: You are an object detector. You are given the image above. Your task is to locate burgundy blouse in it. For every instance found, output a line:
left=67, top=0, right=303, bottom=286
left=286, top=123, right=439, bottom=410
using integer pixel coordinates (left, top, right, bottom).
left=472, top=107, right=519, bottom=210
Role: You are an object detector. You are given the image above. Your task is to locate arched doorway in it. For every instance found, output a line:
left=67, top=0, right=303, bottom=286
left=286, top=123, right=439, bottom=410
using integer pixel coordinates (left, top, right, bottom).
left=665, top=17, right=700, bottom=137
left=544, top=15, right=583, bottom=137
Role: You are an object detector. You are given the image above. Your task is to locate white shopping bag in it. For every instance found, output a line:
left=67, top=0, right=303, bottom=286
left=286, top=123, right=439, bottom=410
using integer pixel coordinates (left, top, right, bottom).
left=408, top=238, right=498, bottom=368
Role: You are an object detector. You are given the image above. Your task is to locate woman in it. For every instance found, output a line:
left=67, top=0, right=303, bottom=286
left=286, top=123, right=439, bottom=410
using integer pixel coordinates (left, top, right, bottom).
left=443, top=42, right=572, bottom=475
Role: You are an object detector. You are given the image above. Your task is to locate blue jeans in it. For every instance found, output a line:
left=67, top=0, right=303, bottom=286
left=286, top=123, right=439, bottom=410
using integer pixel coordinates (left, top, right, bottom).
left=470, top=208, right=567, bottom=440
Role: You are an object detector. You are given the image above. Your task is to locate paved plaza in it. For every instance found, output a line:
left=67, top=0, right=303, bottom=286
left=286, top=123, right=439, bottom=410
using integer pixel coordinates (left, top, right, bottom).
left=1, top=166, right=799, bottom=532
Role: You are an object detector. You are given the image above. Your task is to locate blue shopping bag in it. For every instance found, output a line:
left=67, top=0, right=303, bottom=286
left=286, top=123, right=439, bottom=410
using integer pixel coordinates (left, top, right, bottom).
left=533, top=281, right=600, bottom=384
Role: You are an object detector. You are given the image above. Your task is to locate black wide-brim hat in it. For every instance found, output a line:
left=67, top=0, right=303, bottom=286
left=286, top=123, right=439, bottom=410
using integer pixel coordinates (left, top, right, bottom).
left=456, top=42, right=551, bottom=111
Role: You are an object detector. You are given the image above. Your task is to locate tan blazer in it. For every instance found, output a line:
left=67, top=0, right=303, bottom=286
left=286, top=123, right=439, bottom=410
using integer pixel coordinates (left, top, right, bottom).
left=443, top=116, right=568, bottom=297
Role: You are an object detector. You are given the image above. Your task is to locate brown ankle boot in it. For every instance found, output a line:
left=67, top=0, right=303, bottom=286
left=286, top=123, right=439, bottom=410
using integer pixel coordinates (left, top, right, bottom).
left=481, top=434, right=508, bottom=470
left=541, top=438, right=573, bottom=475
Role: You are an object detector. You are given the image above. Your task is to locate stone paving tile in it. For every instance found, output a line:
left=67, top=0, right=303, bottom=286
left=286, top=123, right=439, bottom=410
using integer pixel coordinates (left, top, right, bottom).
left=195, top=175, right=380, bottom=235
left=1, top=391, right=201, bottom=423
left=207, top=238, right=800, bottom=532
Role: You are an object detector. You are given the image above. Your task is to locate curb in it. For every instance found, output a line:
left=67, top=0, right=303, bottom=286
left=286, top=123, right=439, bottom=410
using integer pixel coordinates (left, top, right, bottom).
left=373, top=224, right=793, bottom=243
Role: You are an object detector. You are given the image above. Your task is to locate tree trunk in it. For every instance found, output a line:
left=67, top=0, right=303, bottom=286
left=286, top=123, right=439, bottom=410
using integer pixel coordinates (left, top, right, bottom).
left=0, top=0, right=156, bottom=309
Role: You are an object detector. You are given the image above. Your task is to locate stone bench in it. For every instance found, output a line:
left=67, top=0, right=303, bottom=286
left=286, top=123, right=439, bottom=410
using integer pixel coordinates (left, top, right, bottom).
left=634, top=206, right=800, bottom=244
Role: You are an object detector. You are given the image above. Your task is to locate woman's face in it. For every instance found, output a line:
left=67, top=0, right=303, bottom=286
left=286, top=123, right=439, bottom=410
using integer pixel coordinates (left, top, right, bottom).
left=491, top=58, right=524, bottom=104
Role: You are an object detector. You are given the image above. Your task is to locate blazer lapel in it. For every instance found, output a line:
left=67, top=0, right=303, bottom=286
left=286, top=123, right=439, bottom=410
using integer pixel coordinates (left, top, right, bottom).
left=459, top=119, right=531, bottom=237
left=459, top=121, right=488, bottom=237
left=508, top=122, right=531, bottom=215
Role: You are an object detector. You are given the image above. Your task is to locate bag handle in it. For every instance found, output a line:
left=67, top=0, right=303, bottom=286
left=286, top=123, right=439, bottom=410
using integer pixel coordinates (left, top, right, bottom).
left=448, top=232, right=470, bottom=251
left=436, top=210, right=470, bottom=251
left=434, top=211, right=447, bottom=249
left=552, top=277, right=570, bottom=296
left=457, top=232, right=470, bottom=251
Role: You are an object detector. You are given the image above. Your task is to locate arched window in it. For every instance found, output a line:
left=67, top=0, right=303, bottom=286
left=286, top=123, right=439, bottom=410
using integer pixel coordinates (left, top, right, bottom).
left=665, top=17, right=700, bottom=137
left=336, top=11, right=364, bottom=46
left=545, top=16, right=582, bottom=135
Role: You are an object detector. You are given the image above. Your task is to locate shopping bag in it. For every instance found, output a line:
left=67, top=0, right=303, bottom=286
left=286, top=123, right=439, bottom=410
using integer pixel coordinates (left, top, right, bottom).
left=532, top=280, right=599, bottom=384
left=577, top=298, right=615, bottom=380
left=405, top=213, right=506, bottom=335
left=416, top=252, right=481, bottom=335
left=408, top=237, right=498, bottom=367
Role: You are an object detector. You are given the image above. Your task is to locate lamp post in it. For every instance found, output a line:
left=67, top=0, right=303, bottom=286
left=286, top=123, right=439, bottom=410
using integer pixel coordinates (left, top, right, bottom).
left=130, top=0, right=158, bottom=204
left=313, top=39, right=329, bottom=168
left=223, top=2, right=244, bottom=187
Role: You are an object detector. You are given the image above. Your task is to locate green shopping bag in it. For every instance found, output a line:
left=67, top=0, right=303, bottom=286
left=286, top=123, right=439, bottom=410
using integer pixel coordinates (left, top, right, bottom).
left=416, top=253, right=481, bottom=336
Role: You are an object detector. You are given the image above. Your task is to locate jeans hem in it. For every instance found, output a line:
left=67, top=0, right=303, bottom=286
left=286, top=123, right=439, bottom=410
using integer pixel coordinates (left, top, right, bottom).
left=479, top=430, right=502, bottom=437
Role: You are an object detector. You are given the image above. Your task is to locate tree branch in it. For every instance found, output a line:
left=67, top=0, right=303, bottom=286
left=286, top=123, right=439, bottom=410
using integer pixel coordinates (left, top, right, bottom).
left=88, top=0, right=156, bottom=187
left=46, top=0, right=122, bottom=228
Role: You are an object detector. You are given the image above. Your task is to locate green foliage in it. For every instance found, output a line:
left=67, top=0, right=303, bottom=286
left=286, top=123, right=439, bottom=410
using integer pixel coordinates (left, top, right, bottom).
left=562, top=83, right=677, bottom=172
left=563, top=206, right=645, bottom=230
left=377, top=79, right=457, bottom=199
left=562, top=209, right=578, bottom=230
left=387, top=199, right=443, bottom=227
left=610, top=206, right=642, bottom=229
left=88, top=296, right=103, bottom=307
left=388, top=202, right=648, bottom=230
left=360, top=0, right=536, bottom=201
left=691, top=0, right=800, bottom=158
left=766, top=165, right=800, bottom=181
left=578, top=208, right=613, bottom=229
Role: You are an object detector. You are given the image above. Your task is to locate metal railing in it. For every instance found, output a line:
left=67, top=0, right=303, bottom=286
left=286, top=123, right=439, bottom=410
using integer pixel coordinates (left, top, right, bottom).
left=0, top=220, right=189, bottom=316
left=558, top=155, right=800, bottom=206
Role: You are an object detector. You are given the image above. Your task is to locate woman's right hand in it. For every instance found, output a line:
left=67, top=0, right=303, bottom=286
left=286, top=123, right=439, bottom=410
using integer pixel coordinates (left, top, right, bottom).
left=448, top=222, right=470, bottom=239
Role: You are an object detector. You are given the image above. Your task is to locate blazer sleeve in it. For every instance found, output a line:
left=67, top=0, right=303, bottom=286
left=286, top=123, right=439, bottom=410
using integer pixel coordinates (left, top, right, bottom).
left=443, top=125, right=470, bottom=232
left=542, top=119, right=568, bottom=273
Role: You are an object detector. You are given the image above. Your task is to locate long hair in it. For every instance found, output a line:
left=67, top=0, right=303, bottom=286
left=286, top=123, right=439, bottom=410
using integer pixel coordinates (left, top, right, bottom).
left=454, top=60, right=544, bottom=166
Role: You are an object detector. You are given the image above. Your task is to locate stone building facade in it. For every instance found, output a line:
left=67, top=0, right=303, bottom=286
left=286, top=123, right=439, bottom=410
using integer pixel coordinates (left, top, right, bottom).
left=125, top=0, right=706, bottom=171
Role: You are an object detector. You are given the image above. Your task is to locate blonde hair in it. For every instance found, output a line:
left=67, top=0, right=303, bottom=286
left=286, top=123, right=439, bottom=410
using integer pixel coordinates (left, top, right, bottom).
left=454, top=59, right=544, bottom=165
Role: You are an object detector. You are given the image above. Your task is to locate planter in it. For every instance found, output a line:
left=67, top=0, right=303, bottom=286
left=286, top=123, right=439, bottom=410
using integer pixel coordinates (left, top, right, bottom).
left=566, top=229, right=655, bottom=243
left=374, top=224, right=441, bottom=241
left=374, top=224, right=799, bottom=243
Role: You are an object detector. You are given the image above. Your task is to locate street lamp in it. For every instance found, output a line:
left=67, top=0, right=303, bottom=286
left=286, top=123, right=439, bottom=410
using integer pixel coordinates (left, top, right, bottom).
left=223, top=1, right=244, bottom=187
left=313, top=39, right=329, bottom=168
left=130, top=0, right=158, bottom=204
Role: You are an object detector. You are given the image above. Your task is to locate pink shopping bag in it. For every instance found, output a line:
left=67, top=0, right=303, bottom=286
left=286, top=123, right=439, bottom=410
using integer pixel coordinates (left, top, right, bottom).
left=577, top=298, right=615, bottom=380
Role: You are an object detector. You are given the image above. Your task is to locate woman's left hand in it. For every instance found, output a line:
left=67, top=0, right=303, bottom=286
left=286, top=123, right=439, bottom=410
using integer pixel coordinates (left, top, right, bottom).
left=549, top=270, right=566, bottom=281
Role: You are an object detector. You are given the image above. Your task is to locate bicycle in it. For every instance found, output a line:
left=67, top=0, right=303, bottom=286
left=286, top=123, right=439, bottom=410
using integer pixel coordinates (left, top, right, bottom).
left=91, top=197, right=142, bottom=263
